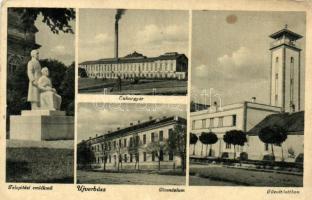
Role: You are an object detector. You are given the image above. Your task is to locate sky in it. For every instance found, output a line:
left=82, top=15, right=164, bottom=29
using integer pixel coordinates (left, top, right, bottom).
left=77, top=103, right=187, bottom=142
left=79, top=9, right=189, bottom=63
left=191, top=11, right=306, bottom=107
left=35, top=13, right=75, bottom=66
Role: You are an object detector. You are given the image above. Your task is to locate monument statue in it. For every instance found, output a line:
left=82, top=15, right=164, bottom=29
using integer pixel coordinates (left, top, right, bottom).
left=37, top=67, right=62, bottom=111
left=27, top=49, right=42, bottom=110
left=10, top=50, right=74, bottom=141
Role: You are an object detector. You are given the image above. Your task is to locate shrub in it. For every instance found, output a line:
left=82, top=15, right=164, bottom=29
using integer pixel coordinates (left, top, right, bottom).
left=295, top=153, right=303, bottom=163
left=263, top=154, right=275, bottom=161
left=239, top=152, right=248, bottom=161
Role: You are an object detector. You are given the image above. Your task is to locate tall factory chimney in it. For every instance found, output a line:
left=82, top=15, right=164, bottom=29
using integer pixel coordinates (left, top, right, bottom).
left=114, top=9, right=125, bottom=60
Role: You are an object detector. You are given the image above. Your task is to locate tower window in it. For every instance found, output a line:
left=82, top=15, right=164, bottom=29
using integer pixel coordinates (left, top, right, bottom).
left=290, top=57, right=294, bottom=63
left=275, top=57, right=279, bottom=63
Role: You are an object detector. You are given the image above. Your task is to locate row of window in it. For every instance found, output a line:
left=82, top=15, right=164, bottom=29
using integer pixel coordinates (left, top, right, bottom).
left=87, top=72, right=181, bottom=79
left=94, top=151, right=174, bottom=164
left=92, top=129, right=172, bottom=152
left=82, top=61, right=176, bottom=73
left=192, top=115, right=237, bottom=130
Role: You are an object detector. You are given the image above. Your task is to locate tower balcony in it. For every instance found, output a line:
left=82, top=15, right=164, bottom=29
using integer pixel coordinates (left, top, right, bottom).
left=270, top=38, right=297, bottom=48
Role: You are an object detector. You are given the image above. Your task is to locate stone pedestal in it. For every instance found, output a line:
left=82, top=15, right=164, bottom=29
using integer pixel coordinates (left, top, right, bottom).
left=10, top=110, right=74, bottom=141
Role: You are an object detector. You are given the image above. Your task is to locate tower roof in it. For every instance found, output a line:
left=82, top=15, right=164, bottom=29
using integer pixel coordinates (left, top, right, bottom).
left=270, top=27, right=303, bottom=40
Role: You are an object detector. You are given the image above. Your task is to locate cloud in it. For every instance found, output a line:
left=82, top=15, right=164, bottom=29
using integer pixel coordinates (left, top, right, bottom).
left=77, top=103, right=186, bottom=142
left=80, top=33, right=113, bottom=47
left=137, top=24, right=188, bottom=46
left=194, top=46, right=268, bottom=82
left=51, top=45, right=70, bottom=56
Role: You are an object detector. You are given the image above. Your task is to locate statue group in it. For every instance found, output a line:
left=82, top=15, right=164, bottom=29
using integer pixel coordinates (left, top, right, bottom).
left=27, top=50, right=62, bottom=111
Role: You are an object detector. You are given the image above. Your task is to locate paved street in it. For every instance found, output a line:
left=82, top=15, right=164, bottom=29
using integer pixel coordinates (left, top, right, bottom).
left=77, top=170, right=185, bottom=185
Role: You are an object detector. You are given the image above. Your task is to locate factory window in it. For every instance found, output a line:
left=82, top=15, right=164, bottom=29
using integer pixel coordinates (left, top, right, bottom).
left=152, top=152, right=155, bottom=161
left=232, top=115, right=237, bottom=126
left=159, top=131, right=163, bottom=141
left=130, top=154, right=133, bottom=162
left=119, top=139, right=122, bottom=148
left=109, top=155, right=111, bottom=163
left=124, top=138, right=127, bottom=147
left=151, top=132, right=155, bottom=142
left=113, top=141, right=116, bottom=149
left=226, top=143, right=231, bottom=149
left=143, top=152, right=147, bottom=162
left=124, top=154, right=127, bottom=162
left=143, top=134, right=146, bottom=144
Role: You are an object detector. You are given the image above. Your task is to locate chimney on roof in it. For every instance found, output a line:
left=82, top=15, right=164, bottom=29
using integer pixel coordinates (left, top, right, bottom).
left=251, top=97, right=256, bottom=103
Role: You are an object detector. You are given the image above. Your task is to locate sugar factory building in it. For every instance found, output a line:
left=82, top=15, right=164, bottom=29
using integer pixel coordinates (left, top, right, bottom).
left=79, top=116, right=186, bottom=170
left=79, top=51, right=188, bottom=80
left=78, top=9, right=188, bottom=80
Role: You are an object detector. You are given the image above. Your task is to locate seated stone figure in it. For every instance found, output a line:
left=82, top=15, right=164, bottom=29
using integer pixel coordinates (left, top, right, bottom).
left=37, top=67, right=62, bottom=110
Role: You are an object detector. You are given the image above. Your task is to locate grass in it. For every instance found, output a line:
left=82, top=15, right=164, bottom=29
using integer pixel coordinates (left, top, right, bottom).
left=190, top=165, right=303, bottom=187
left=6, top=145, right=74, bottom=183
left=78, top=78, right=187, bottom=95
left=77, top=170, right=185, bottom=185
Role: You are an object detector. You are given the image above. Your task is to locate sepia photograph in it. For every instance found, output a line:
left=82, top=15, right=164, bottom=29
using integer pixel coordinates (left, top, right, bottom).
left=6, top=8, right=75, bottom=183
left=189, top=11, right=305, bottom=187
left=77, top=103, right=186, bottom=185
left=78, top=9, right=189, bottom=96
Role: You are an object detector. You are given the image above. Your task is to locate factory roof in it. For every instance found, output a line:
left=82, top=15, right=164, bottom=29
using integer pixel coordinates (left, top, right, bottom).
left=79, top=52, right=187, bottom=65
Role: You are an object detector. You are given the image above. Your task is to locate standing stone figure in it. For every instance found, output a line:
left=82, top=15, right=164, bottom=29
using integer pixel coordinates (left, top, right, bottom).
left=37, top=67, right=62, bottom=110
left=27, top=49, right=42, bottom=110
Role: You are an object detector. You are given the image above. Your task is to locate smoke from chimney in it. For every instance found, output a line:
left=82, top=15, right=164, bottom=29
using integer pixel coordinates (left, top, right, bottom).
left=115, top=9, right=126, bottom=60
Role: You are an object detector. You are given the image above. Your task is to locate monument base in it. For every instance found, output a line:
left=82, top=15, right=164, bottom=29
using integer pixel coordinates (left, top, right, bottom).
left=10, top=110, right=74, bottom=141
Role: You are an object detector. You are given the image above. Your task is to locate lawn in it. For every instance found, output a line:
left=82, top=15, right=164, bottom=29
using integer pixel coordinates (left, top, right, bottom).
left=78, top=78, right=187, bottom=95
left=77, top=170, right=186, bottom=185
left=189, top=164, right=303, bottom=187
left=6, top=140, right=74, bottom=183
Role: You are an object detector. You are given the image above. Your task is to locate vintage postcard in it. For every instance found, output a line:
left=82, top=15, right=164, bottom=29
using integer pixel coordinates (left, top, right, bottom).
left=0, top=0, right=311, bottom=200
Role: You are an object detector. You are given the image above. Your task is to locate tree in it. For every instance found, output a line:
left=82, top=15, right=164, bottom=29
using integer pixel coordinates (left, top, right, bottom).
left=199, top=132, right=218, bottom=157
left=77, top=141, right=95, bottom=169
left=258, top=125, right=287, bottom=160
left=146, top=141, right=167, bottom=171
left=223, top=130, right=247, bottom=160
left=78, top=67, right=88, bottom=78
left=59, top=62, right=75, bottom=116
left=190, top=133, right=198, bottom=155
left=167, top=124, right=187, bottom=172
left=128, top=134, right=142, bottom=171
left=11, top=8, right=75, bottom=34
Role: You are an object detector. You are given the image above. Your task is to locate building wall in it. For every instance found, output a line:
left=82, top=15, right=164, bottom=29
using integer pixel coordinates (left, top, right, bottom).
left=190, top=102, right=281, bottom=159
left=79, top=57, right=187, bottom=80
left=270, top=46, right=301, bottom=112
left=247, top=133, right=303, bottom=161
left=89, top=122, right=183, bottom=170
